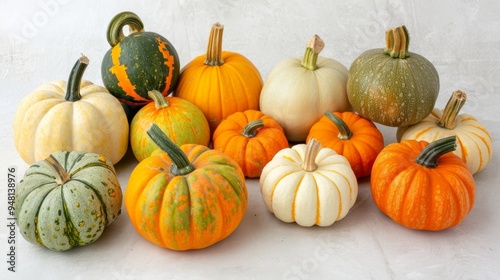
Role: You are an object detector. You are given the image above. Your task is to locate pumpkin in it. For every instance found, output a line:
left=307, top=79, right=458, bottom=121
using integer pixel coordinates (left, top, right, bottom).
left=14, top=151, right=122, bottom=251
left=259, top=34, right=350, bottom=142
left=13, top=55, right=129, bottom=165
left=101, top=11, right=180, bottom=107
left=130, top=90, right=210, bottom=162
left=259, top=139, right=358, bottom=227
left=306, top=111, right=384, bottom=178
left=370, top=136, right=475, bottom=231
left=397, top=90, right=493, bottom=174
left=347, top=25, right=440, bottom=127
left=174, top=22, right=263, bottom=133
left=125, top=124, right=247, bottom=250
left=212, top=110, right=289, bottom=178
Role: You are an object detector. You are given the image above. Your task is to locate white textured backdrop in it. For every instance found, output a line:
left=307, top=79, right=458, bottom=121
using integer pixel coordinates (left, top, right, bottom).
left=1, top=1, right=500, bottom=279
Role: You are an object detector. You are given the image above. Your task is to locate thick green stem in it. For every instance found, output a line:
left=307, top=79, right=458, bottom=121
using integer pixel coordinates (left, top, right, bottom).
left=302, top=139, right=322, bottom=172
left=415, top=136, right=457, bottom=168
left=385, top=25, right=410, bottom=59
left=65, top=55, right=89, bottom=102
left=147, top=123, right=195, bottom=176
left=242, top=119, right=264, bottom=138
left=107, top=11, right=144, bottom=47
left=205, top=22, right=225, bottom=66
left=437, top=90, right=467, bottom=130
left=45, top=155, right=71, bottom=185
left=325, top=111, right=352, bottom=140
left=147, top=90, right=170, bottom=109
left=301, top=34, right=324, bottom=71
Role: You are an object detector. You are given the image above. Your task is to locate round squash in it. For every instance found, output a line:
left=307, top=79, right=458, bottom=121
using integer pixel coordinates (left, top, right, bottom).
left=260, top=35, right=350, bottom=142
left=306, top=111, right=384, bottom=178
left=174, top=22, right=263, bottom=133
left=347, top=25, right=440, bottom=127
left=370, top=136, right=475, bottom=231
left=101, top=11, right=180, bottom=107
left=13, top=55, right=129, bottom=165
left=14, top=151, right=122, bottom=251
left=213, top=110, right=289, bottom=178
left=259, top=139, right=358, bottom=227
left=397, top=90, right=493, bottom=174
left=130, top=90, right=210, bottom=162
left=125, top=124, right=248, bottom=250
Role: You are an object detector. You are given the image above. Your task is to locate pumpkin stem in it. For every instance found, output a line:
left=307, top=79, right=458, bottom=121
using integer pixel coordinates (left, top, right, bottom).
left=147, top=123, right=195, bottom=176
left=302, top=138, right=322, bottom=172
left=385, top=25, right=410, bottom=59
left=437, top=90, right=467, bottom=130
left=65, top=55, right=89, bottom=102
left=325, top=111, right=352, bottom=140
left=205, top=22, right=225, bottom=66
left=106, top=11, right=145, bottom=47
left=147, top=90, right=170, bottom=109
left=242, top=119, right=264, bottom=138
left=45, top=154, right=71, bottom=185
left=301, top=34, right=325, bottom=71
left=415, top=135, right=457, bottom=168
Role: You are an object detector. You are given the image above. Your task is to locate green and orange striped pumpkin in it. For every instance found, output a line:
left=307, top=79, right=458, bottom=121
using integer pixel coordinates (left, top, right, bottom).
left=101, top=11, right=180, bottom=107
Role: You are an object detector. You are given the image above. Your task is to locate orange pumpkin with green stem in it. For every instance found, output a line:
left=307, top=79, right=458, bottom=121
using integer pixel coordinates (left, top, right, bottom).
left=370, top=136, right=475, bottom=231
left=213, top=110, right=289, bottom=178
left=125, top=124, right=247, bottom=250
left=306, top=111, right=384, bottom=178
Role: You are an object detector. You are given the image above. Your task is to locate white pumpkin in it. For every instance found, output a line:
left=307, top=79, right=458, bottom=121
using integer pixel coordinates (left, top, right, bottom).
left=259, top=35, right=351, bottom=142
left=13, top=55, right=129, bottom=165
left=259, top=139, right=358, bottom=227
left=397, top=90, right=493, bottom=174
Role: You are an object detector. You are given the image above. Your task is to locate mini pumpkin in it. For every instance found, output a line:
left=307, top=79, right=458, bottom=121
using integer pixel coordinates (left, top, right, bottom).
left=14, top=151, right=122, bottom=251
left=370, top=136, right=475, bottom=231
left=13, top=55, right=129, bottom=165
left=213, top=110, right=289, bottom=178
left=397, top=90, right=493, bottom=174
left=125, top=124, right=248, bottom=250
left=307, top=111, right=384, bottom=178
left=259, top=139, right=358, bottom=227
left=130, top=90, right=210, bottom=162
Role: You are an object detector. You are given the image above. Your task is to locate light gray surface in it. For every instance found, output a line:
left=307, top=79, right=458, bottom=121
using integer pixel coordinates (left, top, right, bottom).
left=1, top=1, right=499, bottom=279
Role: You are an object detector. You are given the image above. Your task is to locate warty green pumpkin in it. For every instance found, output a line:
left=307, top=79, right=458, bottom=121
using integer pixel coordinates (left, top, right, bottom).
left=14, top=151, right=122, bottom=251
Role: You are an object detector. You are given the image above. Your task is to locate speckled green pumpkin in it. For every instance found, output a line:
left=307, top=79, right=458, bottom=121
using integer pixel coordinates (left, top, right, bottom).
left=347, top=26, right=439, bottom=127
left=14, top=151, right=122, bottom=251
left=101, top=11, right=180, bottom=107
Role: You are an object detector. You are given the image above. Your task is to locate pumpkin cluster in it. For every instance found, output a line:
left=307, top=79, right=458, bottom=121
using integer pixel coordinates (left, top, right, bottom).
left=12, top=11, right=494, bottom=253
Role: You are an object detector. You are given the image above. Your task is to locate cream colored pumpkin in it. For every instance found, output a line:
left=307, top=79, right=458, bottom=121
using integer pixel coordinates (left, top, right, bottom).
left=397, top=90, right=493, bottom=174
left=13, top=56, right=129, bottom=165
left=259, top=139, right=358, bottom=227
left=259, top=35, right=351, bottom=142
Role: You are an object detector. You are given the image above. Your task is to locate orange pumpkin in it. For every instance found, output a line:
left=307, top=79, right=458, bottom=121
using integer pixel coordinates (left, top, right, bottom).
left=370, top=136, right=475, bottom=231
left=213, top=110, right=289, bottom=178
left=130, top=90, right=210, bottom=162
left=125, top=124, right=247, bottom=250
left=174, top=22, right=263, bottom=133
left=306, top=111, right=384, bottom=178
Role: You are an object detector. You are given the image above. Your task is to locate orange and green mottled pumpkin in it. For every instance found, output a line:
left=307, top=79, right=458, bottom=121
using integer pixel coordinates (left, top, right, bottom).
left=125, top=124, right=248, bottom=250
left=101, top=11, right=180, bottom=107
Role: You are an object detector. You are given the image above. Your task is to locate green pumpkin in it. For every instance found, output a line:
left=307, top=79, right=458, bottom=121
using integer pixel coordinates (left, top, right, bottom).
left=14, top=151, right=122, bottom=251
left=101, top=11, right=180, bottom=107
left=347, top=25, right=439, bottom=127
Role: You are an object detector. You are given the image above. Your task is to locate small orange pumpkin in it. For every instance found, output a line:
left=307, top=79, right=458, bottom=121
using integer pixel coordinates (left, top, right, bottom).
left=306, top=111, right=384, bottom=178
left=213, top=110, right=289, bottom=178
left=370, top=136, right=475, bottom=231
left=174, top=22, right=263, bottom=133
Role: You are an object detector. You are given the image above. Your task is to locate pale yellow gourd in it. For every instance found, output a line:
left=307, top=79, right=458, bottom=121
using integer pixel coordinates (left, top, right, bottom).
left=13, top=55, right=129, bottom=165
left=259, top=139, right=358, bottom=227
left=397, top=90, right=493, bottom=174
left=259, top=35, right=351, bottom=142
